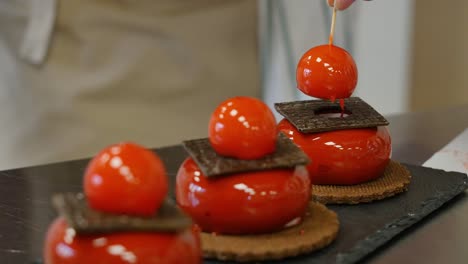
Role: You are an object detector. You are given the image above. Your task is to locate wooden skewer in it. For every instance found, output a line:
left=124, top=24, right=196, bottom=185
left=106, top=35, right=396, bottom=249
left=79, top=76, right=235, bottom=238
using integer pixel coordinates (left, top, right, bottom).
left=329, top=0, right=337, bottom=45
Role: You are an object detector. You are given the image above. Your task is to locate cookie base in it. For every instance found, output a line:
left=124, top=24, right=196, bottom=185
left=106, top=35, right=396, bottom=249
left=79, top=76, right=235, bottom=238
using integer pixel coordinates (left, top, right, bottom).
left=201, top=202, right=339, bottom=262
left=312, top=160, right=411, bottom=204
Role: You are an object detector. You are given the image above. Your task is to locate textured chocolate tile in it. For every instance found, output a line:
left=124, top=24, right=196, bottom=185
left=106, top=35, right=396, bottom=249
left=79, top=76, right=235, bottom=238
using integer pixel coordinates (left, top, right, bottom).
left=275, top=97, right=389, bottom=133
left=53, top=193, right=191, bottom=234
left=183, top=133, right=310, bottom=177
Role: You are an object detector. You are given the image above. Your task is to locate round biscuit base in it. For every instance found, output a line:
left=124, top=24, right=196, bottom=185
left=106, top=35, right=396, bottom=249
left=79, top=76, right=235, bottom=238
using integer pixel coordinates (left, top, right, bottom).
left=201, top=202, right=339, bottom=262
left=312, top=160, right=411, bottom=204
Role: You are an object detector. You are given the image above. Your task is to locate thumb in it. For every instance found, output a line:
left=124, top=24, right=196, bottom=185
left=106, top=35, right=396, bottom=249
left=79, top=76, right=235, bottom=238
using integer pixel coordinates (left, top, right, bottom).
left=327, top=0, right=356, bottom=10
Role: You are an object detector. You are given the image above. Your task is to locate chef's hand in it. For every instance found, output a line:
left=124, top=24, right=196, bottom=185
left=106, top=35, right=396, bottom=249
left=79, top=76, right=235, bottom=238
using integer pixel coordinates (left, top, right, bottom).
left=327, top=0, right=371, bottom=10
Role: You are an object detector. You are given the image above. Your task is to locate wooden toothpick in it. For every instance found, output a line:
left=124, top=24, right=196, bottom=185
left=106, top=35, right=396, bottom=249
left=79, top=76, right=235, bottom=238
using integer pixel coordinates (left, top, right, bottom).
left=329, top=0, right=337, bottom=45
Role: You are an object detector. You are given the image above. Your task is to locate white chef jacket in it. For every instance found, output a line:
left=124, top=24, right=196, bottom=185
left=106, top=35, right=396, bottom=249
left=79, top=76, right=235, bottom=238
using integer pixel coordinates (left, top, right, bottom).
left=0, top=0, right=259, bottom=169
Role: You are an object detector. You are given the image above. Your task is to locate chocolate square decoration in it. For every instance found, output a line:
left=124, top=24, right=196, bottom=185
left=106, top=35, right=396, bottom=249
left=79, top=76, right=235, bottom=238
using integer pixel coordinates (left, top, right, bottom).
left=274, top=97, right=389, bottom=133
left=182, top=133, right=310, bottom=177
left=52, top=193, right=192, bottom=234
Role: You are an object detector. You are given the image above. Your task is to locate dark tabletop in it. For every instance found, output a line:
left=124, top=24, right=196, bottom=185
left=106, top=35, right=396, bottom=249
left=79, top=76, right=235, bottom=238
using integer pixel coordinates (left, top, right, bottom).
left=0, top=104, right=467, bottom=264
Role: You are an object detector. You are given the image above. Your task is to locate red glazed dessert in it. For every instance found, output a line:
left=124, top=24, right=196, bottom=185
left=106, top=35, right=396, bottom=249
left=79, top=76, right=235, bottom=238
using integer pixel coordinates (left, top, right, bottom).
left=208, top=96, right=277, bottom=159
left=296, top=44, right=358, bottom=101
left=44, top=142, right=201, bottom=264
left=176, top=158, right=310, bottom=234
left=44, top=218, right=200, bottom=264
left=177, top=96, right=311, bottom=235
left=278, top=119, right=391, bottom=185
left=84, top=142, right=168, bottom=216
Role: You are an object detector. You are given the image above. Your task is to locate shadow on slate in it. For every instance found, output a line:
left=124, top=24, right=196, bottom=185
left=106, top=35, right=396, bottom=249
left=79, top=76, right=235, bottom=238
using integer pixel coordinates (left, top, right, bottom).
left=358, top=192, right=466, bottom=264
left=19, top=146, right=467, bottom=264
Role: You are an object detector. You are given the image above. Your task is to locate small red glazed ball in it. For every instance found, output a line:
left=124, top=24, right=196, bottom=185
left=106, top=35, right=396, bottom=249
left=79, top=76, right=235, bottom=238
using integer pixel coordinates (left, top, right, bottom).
left=296, top=44, right=358, bottom=101
left=44, top=217, right=201, bottom=264
left=176, top=158, right=311, bottom=235
left=84, top=142, right=168, bottom=216
left=278, top=119, right=391, bottom=185
left=208, top=96, right=277, bottom=160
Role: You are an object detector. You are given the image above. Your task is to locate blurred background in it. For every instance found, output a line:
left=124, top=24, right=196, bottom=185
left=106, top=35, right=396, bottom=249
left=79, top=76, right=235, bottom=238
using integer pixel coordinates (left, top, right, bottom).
left=0, top=0, right=466, bottom=169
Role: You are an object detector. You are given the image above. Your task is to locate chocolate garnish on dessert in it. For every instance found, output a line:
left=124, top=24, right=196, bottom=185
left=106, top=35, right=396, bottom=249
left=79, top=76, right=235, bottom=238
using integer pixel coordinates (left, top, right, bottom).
left=53, top=193, right=191, bottom=234
left=183, top=133, right=310, bottom=178
left=275, top=97, right=389, bottom=134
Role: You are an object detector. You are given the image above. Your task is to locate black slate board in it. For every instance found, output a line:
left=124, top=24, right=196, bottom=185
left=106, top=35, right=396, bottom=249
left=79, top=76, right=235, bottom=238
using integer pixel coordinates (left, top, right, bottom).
left=13, top=146, right=467, bottom=264
left=203, top=165, right=467, bottom=264
left=155, top=146, right=467, bottom=264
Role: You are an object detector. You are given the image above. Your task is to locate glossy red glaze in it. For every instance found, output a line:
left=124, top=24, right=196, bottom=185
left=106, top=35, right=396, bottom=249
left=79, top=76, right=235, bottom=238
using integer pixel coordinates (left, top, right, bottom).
left=278, top=119, right=391, bottom=185
left=84, top=142, right=168, bottom=216
left=296, top=44, right=358, bottom=100
left=176, top=158, right=311, bottom=234
left=44, top=218, right=201, bottom=264
left=208, top=96, right=277, bottom=159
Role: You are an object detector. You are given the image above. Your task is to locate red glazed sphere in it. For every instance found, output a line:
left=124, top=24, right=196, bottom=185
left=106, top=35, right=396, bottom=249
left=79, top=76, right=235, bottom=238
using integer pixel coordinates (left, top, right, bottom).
left=278, top=119, right=391, bottom=185
left=84, top=142, right=168, bottom=216
left=296, top=44, right=358, bottom=100
left=208, top=96, right=277, bottom=160
left=176, top=158, right=311, bottom=235
left=44, top=217, right=201, bottom=264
